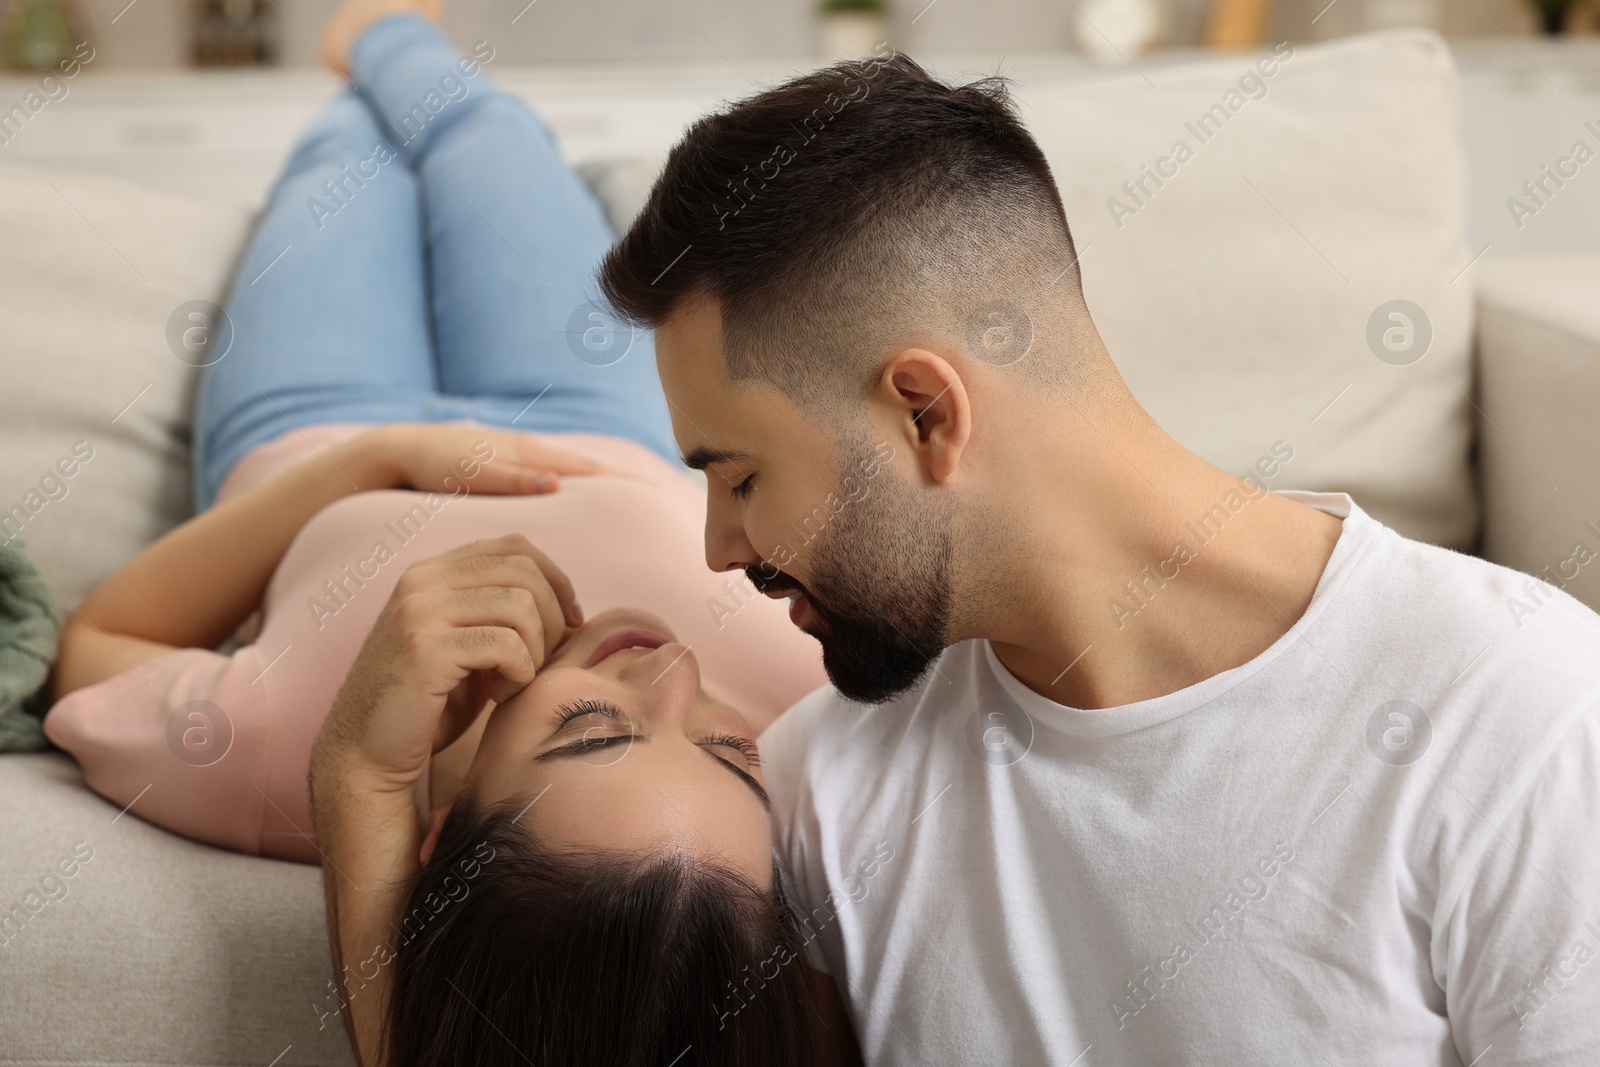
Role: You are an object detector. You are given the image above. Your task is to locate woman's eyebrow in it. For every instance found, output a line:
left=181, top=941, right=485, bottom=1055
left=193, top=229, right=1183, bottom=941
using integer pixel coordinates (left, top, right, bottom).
left=536, top=734, right=640, bottom=762
left=697, top=746, right=770, bottom=813
left=533, top=736, right=771, bottom=812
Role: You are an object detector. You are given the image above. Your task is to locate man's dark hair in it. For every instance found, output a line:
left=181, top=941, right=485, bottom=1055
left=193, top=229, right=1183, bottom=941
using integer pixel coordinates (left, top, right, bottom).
left=386, top=794, right=815, bottom=1067
left=599, top=51, right=1086, bottom=407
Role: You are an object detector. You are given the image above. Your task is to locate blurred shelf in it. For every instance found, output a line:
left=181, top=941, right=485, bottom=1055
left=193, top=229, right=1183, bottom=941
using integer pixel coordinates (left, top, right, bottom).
left=2, top=37, right=1599, bottom=254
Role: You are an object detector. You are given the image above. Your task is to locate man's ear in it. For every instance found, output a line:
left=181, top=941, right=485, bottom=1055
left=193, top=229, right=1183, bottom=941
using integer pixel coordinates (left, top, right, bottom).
left=876, top=349, right=971, bottom=485
left=419, top=798, right=454, bottom=865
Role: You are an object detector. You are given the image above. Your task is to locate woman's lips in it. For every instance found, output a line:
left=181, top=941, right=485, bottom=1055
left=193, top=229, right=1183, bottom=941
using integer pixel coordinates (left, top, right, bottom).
left=581, top=628, right=671, bottom=669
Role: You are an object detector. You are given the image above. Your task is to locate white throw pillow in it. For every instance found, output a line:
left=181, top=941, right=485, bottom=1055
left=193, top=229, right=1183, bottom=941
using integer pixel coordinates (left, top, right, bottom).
left=0, top=163, right=253, bottom=608
left=1020, top=29, right=1475, bottom=548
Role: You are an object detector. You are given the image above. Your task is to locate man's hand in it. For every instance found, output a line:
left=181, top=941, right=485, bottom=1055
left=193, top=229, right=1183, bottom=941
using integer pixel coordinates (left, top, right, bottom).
left=309, top=534, right=581, bottom=1067
left=316, top=533, right=582, bottom=792
left=367, top=422, right=613, bottom=497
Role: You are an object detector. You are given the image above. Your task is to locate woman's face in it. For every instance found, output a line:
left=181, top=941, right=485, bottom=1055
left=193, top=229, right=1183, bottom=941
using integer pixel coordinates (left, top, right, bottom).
left=459, top=607, right=774, bottom=889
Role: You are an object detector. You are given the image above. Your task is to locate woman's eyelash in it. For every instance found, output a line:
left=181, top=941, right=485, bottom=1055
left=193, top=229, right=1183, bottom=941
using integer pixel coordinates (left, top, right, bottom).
left=565, top=734, right=633, bottom=754
left=705, top=732, right=761, bottom=766
left=552, top=705, right=756, bottom=766
left=554, top=700, right=623, bottom=727
left=729, top=475, right=755, bottom=499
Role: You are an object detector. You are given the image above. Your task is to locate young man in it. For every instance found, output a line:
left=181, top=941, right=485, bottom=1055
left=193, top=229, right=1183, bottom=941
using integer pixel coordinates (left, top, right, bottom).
left=599, top=52, right=1600, bottom=1065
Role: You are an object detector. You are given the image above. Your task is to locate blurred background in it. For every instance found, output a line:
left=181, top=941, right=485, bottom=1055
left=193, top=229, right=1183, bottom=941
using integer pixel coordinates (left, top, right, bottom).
left=0, top=0, right=1592, bottom=69
left=1, top=0, right=1598, bottom=259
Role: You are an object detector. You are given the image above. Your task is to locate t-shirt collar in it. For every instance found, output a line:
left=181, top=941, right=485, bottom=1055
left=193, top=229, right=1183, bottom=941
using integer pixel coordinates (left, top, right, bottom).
left=979, top=490, right=1374, bottom=738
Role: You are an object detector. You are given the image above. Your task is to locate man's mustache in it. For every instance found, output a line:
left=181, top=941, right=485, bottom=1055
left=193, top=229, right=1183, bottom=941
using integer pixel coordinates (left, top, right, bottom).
left=746, top=565, right=804, bottom=597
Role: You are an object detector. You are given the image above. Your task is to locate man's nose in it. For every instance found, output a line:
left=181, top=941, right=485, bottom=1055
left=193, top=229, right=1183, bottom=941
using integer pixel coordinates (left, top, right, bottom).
left=705, top=492, right=761, bottom=575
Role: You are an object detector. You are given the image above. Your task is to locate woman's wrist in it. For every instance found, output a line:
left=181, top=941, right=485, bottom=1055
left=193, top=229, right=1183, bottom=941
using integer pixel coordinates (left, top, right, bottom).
left=333, top=425, right=409, bottom=492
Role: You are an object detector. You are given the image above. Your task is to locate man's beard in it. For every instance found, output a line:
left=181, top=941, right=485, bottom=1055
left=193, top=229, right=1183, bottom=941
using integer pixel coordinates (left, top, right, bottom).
left=748, top=459, right=954, bottom=705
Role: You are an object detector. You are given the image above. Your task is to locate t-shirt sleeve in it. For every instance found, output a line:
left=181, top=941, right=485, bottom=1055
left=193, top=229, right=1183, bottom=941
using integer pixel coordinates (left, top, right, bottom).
left=1440, top=698, right=1600, bottom=1065
left=760, top=689, right=839, bottom=975
left=43, top=646, right=272, bottom=855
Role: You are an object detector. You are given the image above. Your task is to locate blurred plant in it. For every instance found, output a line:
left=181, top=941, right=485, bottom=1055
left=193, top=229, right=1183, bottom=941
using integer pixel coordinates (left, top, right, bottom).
left=816, top=0, right=888, bottom=59
left=1, top=0, right=82, bottom=71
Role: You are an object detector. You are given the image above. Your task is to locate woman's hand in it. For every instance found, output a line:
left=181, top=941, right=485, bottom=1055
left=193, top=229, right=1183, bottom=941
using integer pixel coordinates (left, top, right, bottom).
left=316, top=533, right=582, bottom=793
left=367, top=422, right=614, bottom=497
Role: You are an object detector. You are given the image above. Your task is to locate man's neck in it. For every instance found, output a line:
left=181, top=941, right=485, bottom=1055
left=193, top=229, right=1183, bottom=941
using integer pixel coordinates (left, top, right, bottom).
left=970, top=405, right=1344, bottom=710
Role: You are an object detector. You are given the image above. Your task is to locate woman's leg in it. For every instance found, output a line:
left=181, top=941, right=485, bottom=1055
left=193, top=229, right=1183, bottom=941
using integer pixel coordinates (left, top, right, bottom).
left=190, top=89, right=438, bottom=512
left=346, top=16, right=679, bottom=463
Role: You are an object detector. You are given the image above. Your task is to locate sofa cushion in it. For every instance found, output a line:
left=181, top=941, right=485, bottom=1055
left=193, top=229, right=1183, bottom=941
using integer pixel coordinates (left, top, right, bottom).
left=0, top=753, right=353, bottom=1066
left=0, top=163, right=253, bottom=608
left=1475, top=254, right=1600, bottom=614
left=1020, top=29, right=1477, bottom=549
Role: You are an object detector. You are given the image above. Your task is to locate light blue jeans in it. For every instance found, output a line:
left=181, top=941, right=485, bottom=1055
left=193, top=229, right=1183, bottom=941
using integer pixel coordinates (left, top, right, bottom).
left=190, top=15, right=677, bottom=511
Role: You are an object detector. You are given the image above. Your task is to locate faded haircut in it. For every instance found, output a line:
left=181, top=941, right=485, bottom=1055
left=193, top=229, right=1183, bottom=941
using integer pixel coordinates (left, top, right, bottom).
left=598, top=51, right=1088, bottom=410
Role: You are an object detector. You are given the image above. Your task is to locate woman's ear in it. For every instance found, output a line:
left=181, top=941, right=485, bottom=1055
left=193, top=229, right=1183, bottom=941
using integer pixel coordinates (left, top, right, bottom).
left=419, top=799, right=454, bottom=864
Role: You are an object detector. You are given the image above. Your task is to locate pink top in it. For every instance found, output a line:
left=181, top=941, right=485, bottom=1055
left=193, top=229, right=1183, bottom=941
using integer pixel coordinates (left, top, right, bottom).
left=45, top=424, right=826, bottom=864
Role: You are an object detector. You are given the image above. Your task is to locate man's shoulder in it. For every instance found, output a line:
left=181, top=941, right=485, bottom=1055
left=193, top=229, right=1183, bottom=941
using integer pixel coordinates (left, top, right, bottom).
left=1346, top=525, right=1600, bottom=794
left=759, top=683, right=901, bottom=775
left=759, top=644, right=983, bottom=790
left=757, top=684, right=845, bottom=768
left=1351, top=518, right=1600, bottom=666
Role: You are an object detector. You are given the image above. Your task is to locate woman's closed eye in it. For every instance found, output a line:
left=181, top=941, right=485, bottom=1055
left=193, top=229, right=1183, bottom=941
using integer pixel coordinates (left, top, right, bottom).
left=559, top=734, right=634, bottom=756
left=703, top=732, right=760, bottom=769
left=553, top=699, right=628, bottom=733
left=543, top=698, right=759, bottom=773
left=542, top=700, right=636, bottom=758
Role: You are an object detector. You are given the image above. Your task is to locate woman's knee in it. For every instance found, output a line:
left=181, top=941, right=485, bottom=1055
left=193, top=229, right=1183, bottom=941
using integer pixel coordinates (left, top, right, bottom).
left=285, top=91, right=393, bottom=172
left=415, top=87, right=553, bottom=160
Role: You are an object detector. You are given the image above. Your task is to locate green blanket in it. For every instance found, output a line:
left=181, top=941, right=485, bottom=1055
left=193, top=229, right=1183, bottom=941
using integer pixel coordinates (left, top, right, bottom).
left=0, top=536, right=61, bottom=751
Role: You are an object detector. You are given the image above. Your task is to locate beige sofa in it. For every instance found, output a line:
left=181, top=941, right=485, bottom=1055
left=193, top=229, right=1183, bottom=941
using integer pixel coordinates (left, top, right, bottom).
left=2, top=29, right=1597, bottom=1066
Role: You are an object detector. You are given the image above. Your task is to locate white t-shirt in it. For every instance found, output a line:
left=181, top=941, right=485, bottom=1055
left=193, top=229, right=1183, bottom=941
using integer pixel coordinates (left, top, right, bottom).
left=761, top=492, right=1600, bottom=1066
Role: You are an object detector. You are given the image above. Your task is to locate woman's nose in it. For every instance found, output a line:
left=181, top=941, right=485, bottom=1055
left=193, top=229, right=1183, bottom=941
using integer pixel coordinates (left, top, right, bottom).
left=617, top=641, right=703, bottom=721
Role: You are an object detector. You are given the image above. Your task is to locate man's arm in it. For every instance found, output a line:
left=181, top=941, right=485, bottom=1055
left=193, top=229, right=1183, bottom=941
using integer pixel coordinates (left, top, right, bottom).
left=1445, top=703, right=1600, bottom=1065
left=309, top=746, right=424, bottom=1065
left=309, top=533, right=579, bottom=1066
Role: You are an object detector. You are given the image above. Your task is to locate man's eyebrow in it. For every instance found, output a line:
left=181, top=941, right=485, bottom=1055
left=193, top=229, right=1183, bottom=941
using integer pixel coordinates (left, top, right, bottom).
left=682, top=447, right=751, bottom=472
left=534, top=735, right=771, bottom=813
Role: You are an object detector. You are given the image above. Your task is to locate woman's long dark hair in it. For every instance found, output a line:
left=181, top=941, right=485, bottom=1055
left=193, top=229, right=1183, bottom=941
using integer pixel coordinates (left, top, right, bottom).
left=386, top=794, right=816, bottom=1067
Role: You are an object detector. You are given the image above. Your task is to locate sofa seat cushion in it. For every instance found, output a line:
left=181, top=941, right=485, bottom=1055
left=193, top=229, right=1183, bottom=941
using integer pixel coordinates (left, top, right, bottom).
left=0, top=753, right=353, bottom=1066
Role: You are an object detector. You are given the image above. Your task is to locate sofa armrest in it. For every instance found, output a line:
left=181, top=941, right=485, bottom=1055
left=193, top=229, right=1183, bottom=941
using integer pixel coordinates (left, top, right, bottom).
left=1475, top=255, right=1600, bottom=613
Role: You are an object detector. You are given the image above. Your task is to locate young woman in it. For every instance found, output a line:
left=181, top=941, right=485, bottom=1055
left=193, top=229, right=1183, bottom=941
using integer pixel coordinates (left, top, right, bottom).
left=45, top=6, right=857, bottom=1064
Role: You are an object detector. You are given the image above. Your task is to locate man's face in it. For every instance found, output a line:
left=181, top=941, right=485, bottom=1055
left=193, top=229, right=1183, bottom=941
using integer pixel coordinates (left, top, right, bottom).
left=656, top=298, right=954, bottom=704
